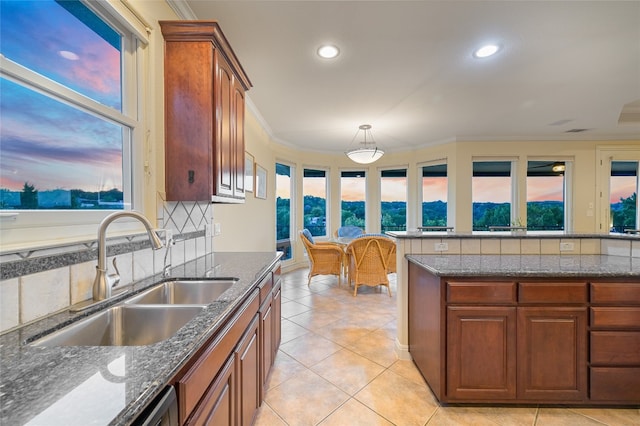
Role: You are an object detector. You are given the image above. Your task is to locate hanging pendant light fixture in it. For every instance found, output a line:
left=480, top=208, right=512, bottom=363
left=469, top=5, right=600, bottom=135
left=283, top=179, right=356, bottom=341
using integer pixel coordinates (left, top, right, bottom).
left=345, top=124, right=384, bottom=164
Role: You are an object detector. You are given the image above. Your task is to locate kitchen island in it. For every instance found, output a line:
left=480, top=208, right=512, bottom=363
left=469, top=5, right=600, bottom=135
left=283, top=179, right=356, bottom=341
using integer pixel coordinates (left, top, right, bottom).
left=406, top=253, right=639, bottom=405
left=0, top=251, right=282, bottom=426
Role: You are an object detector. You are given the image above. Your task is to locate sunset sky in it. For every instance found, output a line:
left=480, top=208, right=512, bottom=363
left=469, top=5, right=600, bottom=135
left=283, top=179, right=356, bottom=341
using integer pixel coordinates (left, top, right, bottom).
left=0, top=0, right=122, bottom=193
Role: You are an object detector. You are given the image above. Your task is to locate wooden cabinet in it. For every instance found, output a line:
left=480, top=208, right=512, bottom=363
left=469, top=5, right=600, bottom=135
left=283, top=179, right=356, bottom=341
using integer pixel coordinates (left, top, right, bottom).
left=589, top=282, right=640, bottom=402
left=236, top=316, right=260, bottom=426
left=447, top=306, right=517, bottom=400
left=174, top=262, right=282, bottom=425
left=407, top=267, right=633, bottom=405
left=517, top=307, right=587, bottom=401
left=160, top=21, right=251, bottom=203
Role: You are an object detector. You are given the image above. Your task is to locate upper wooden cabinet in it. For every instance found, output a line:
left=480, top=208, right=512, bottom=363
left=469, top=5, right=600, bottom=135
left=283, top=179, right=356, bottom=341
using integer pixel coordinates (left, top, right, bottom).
left=160, top=21, right=252, bottom=203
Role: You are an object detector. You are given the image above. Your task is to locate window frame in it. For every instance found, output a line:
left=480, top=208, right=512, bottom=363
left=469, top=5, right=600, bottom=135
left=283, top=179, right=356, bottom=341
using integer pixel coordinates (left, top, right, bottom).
left=379, top=167, right=408, bottom=232
left=302, top=166, right=329, bottom=238
left=525, top=157, right=573, bottom=233
left=339, top=169, right=367, bottom=229
left=471, top=158, right=517, bottom=231
left=275, top=161, right=296, bottom=262
left=418, top=160, right=448, bottom=229
left=0, top=0, right=149, bottom=251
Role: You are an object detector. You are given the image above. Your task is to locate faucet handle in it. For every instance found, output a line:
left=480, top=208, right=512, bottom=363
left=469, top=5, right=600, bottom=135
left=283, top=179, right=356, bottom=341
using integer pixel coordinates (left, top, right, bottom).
left=108, top=257, right=121, bottom=288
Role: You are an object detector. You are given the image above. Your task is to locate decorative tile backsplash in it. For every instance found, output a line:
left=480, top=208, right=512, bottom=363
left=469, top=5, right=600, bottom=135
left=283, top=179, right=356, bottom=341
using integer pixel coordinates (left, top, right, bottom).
left=0, top=201, right=213, bottom=333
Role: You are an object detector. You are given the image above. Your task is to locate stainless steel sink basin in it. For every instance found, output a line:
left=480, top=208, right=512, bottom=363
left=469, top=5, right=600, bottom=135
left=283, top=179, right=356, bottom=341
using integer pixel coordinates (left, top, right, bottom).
left=31, top=305, right=205, bottom=347
left=126, top=279, right=237, bottom=305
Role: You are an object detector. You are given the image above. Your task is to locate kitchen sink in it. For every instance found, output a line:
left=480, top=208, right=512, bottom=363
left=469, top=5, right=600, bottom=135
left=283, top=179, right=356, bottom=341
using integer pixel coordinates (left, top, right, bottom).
left=125, top=279, right=237, bottom=305
left=30, top=305, right=206, bottom=347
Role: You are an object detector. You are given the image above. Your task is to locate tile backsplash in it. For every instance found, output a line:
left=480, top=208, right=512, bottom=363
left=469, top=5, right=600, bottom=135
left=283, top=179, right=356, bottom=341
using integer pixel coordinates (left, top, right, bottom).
left=0, top=201, right=213, bottom=333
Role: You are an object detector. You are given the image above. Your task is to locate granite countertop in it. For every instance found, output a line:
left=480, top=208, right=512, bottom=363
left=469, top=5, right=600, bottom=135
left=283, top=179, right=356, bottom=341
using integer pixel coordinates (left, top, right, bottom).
left=0, top=251, right=282, bottom=426
left=407, top=254, right=640, bottom=278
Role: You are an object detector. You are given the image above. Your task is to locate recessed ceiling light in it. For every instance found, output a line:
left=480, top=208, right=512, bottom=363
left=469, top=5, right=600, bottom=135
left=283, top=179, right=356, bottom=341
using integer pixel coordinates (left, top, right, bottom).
left=473, top=44, right=500, bottom=58
left=317, top=44, right=340, bottom=59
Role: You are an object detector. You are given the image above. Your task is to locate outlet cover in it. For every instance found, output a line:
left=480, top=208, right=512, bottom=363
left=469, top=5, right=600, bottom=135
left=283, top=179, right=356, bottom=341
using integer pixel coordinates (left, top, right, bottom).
left=435, top=242, right=448, bottom=252
left=560, top=242, right=575, bottom=252
left=214, top=223, right=222, bottom=236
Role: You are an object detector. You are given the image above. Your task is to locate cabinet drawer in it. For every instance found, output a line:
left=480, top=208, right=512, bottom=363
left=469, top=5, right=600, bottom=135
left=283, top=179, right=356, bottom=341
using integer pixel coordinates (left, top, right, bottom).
left=590, top=307, right=640, bottom=329
left=518, top=282, right=587, bottom=304
left=446, top=282, right=516, bottom=304
left=591, top=331, right=640, bottom=365
left=591, top=283, right=640, bottom=305
left=590, top=367, right=640, bottom=402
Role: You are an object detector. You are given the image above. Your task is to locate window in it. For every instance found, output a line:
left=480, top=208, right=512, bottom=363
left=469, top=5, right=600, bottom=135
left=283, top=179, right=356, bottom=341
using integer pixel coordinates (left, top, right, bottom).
left=610, top=161, right=638, bottom=233
left=422, top=164, right=447, bottom=228
left=276, top=163, right=293, bottom=260
left=303, top=168, right=327, bottom=237
left=341, top=171, right=366, bottom=228
left=472, top=161, right=512, bottom=231
left=526, top=161, right=565, bottom=231
left=380, top=169, right=407, bottom=232
left=0, top=0, right=135, bottom=211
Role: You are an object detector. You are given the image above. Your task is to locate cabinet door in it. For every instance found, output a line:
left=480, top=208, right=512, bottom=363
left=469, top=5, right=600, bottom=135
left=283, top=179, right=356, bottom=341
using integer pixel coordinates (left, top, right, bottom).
left=272, top=281, right=282, bottom=356
left=236, top=315, right=260, bottom=426
left=260, top=299, right=273, bottom=399
left=517, top=307, right=587, bottom=401
left=164, top=40, right=213, bottom=201
left=447, top=306, right=517, bottom=400
left=214, top=50, right=234, bottom=199
left=187, top=355, right=235, bottom=426
left=233, top=78, right=246, bottom=198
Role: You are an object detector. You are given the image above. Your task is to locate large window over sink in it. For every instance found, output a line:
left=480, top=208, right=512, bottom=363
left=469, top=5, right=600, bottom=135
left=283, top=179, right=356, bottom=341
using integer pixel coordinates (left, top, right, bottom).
left=0, top=0, right=140, bottom=211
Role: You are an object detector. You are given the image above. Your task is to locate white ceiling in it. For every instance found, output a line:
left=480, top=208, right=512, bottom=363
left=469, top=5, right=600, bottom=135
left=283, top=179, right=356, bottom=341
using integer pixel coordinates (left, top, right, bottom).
left=173, top=1, right=640, bottom=155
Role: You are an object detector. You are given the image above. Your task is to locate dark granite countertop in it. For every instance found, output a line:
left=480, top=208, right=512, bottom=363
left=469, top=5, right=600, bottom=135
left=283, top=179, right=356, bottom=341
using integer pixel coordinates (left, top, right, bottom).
left=0, top=251, right=282, bottom=426
left=406, top=254, right=640, bottom=278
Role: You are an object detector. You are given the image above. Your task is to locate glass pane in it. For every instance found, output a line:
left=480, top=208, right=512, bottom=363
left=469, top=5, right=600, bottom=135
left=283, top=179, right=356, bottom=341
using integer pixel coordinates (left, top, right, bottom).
left=303, top=169, right=326, bottom=237
left=422, top=164, right=447, bottom=227
left=472, top=161, right=511, bottom=231
left=0, top=78, right=123, bottom=209
left=526, top=161, right=564, bottom=231
left=276, top=163, right=292, bottom=259
left=381, top=169, right=407, bottom=232
left=341, top=171, right=365, bottom=228
left=1, top=0, right=122, bottom=110
left=610, top=161, right=638, bottom=233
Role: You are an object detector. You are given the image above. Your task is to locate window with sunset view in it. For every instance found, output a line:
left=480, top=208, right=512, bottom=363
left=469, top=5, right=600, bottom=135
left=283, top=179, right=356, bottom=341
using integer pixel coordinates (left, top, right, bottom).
left=303, top=168, right=327, bottom=237
left=610, top=161, right=638, bottom=233
left=380, top=169, right=407, bottom=232
left=472, top=161, right=512, bottom=231
left=526, top=161, right=566, bottom=231
left=0, top=0, right=136, bottom=211
left=341, top=171, right=366, bottom=228
left=422, top=163, right=448, bottom=228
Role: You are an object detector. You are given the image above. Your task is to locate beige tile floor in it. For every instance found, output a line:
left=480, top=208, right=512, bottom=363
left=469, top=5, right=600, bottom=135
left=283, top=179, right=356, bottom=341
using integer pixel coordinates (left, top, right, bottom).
left=254, top=268, right=639, bottom=426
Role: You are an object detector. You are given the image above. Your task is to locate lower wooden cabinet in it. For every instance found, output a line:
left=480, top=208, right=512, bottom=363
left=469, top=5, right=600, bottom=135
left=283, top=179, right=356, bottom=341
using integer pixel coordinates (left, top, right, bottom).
left=409, top=267, right=640, bottom=405
left=174, top=263, right=282, bottom=425
left=517, top=307, right=587, bottom=401
left=589, top=282, right=640, bottom=402
left=446, top=306, right=517, bottom=400
left=237, top=316, right=260, bottom=426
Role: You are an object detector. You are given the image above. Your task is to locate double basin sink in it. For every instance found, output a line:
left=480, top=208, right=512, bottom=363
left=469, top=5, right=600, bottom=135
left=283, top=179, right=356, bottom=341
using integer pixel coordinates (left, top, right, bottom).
left=31, top=278, right=238, bottom=347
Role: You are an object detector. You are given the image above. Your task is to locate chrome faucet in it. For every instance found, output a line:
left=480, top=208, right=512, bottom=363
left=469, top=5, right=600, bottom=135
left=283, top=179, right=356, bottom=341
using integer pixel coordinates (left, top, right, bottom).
left=93, top=211, right=164, bottom=301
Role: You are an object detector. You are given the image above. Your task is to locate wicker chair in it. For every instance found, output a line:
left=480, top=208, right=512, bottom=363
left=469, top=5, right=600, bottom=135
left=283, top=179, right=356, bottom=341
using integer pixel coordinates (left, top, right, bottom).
left=299, top=229, right=344, bottom=286
left=345, top=235, right=396, bottom=296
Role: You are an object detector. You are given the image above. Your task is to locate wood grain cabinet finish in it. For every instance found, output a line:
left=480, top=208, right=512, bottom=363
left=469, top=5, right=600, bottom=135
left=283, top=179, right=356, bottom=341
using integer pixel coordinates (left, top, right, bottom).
left=408, top=266, right=639, bottom=405
left=446, top=306, right=517, bottom=400
left=589, top=282, right=640, bottom=402
left=160, top=21, right=251, bottom=203
left=173, top=263, right=282, bottom=425
left=517, top=307, right=587, bottom=401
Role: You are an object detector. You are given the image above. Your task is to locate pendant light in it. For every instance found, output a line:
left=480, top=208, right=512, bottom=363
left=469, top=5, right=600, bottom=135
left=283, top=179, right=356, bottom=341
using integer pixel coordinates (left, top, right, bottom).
left=345, top=124, right=384, bottom=164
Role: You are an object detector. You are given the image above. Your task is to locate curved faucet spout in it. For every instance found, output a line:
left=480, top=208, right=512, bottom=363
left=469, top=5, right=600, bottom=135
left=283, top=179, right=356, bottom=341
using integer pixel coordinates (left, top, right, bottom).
left=93, top=211, right=164, bottom=301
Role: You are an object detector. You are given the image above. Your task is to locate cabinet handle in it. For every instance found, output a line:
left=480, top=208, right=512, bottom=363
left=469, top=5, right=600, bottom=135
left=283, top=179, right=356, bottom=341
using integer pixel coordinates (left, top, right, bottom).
left=188, top=170, right=195, bottom=183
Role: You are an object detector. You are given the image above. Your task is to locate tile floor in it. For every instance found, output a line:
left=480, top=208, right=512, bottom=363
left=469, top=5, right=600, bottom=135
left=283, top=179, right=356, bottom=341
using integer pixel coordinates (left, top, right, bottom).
left=254, top=268, right=639, bottom=426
